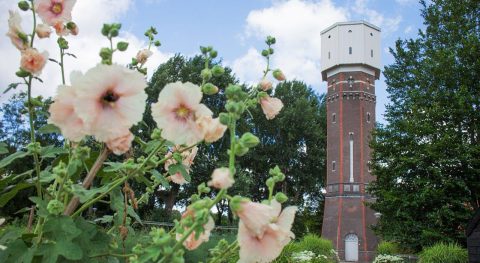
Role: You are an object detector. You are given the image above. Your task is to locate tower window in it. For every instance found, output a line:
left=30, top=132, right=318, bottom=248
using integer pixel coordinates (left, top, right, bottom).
left=332, top=161, right=336, bottom=172
left=368, top=161, right=372, bottom=173
left=348, top=29, right=352, bottom=33
left=328, top=51, right=331, bottom=59
left=349, top=132, right=354, bottom=183
left=349, top=47, right=352, bottom=54
left=328, top=35, right=331, bottom=38
left=367, top=112, right=371, bottom=123
left=371, top=49, right=374, bottom=57
left=332, top=113, right=336, bottom=123
left=370, top=32, right=373, bottom=36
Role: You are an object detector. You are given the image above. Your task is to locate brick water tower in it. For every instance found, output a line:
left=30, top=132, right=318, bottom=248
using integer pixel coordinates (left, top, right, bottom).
left=320, top=21, right=380, bottom=262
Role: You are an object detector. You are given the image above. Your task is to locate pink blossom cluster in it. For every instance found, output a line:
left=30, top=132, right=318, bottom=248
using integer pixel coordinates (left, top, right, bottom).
left=164, top=146, right=198, bottom=185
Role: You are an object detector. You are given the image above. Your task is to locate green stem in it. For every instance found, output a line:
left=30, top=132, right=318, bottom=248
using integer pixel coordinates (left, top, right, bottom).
left=60, top=47, right=65, bottom=85
left=30, top=1, right=36, bottom=47
left=262, top=44, right=271, bottom=79
left=211, top=241, right=239, bottom=263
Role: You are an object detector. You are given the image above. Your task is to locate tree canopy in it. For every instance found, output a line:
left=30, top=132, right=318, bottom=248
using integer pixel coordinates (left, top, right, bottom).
left=368, top=0, right=480, bottom=251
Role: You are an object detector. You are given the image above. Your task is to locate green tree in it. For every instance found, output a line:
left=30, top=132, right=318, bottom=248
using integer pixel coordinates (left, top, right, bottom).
left=368, top=0, right=480, bottom=251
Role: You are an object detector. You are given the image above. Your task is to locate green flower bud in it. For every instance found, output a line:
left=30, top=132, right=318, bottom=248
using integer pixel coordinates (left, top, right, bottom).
left=99, top=47, right=113, bottom=62
left=269, top=165, right=283, bottom=177
left=117, top=41, right=129, bottom=51
left=57, top=37, right=69, bottom=49
left=240, top=132, right=260, bottom=148
left=225, top=84, right=247, bottom=101
left=230, top=195, right=246, bottom=212
left=201, top=69, right=212, bottom=81
left=197, top=183, right=211, bottom=194
left=234, top=141, right=249, bottom=157
left=206, top=46, right=213, bottom=52
left=275, top=192, right=288, bottom=203
left=269, top=48, right=274, bottom=55
left=202, top=83, right=218, bottom=95
left=210, top=50, right=218, bottom=58
left=131, top=57, right=138, bottom=66
left=211, top=65, right=224, bottom=77
left=16, top=68, right=31, bottom=78
left=101, top=24, right=111, bottom=36
left=27, top=142, right=41, bottom=155
left=272, top=69, right=286, bottom=81
left=30, top=97, right=43, bottom=107
left=154, top=40, right=161, bottom=47
left=110, top=28, right=119, bottom=37
left=266, top=36, right=276, bottom=45
left=261, top=49, right=269, bottom=57
left=225, top=101, right=245, bottom=115
left=219, top=113, right=230, bottom=125
left=266, top=177, right=275, bottom=189
left=18, top=1, right=30, bottom=11
left=47, top=200, right=64, bottom=215
left=200, top=46, right=208, bottom=54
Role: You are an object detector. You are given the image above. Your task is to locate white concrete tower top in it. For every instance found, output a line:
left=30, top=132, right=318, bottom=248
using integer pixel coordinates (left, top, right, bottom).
left=321, top=21, right=381, bottom=81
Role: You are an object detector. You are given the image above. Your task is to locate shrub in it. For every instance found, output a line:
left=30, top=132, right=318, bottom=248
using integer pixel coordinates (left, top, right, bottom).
left=298, top=234, right=335, bottom=257
left=377, top=241, right=401, bottom=255
left=419, top=243, right=467, bottom=263
left=274, top=235, right=337, bottom=263
left=373, top=254, right=404, bottom=263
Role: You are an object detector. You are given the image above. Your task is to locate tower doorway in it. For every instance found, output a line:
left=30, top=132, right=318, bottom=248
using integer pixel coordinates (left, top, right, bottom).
left=345, top=233, right=359, bottom=261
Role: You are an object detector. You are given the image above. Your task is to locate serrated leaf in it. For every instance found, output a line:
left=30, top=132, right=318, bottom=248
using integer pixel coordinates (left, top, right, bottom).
left=28, top=196, right=49, bottom=217
left=40, top=145, right=67, bottom=158
left=144, top=140, right=161, bottom=154
left=94, top=215, right=113, bottom=223
left=0, top=151, right=30, bottom=169
left=151, top=169, right=170, bottom=189
left=39, top=170, right=55, bottom=183
left=72, top=217, right=111, bottom=259
left=0, top=182, right=33, bottom=207
left=38, top=124, right=61, bottom=134
left=103, top=162, right=124, bottom=172
left=71, top=183, right=110, bottom=203
left=168, top=163, right=190, bottom=182
left=0, top=239, right=35, bottom=263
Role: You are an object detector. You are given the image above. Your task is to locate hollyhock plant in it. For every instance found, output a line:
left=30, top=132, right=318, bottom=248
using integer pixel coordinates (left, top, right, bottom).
left=20, top=48, right=48, bottom=75
left=71, top=64, right=147, bottom=142
left=238, top=200, right=297, bottom=263
left=236, top=201, right=276, bottom=238
left=196, top=115, right=227, bottom=143
left=260, top=95, right=284, bottom=120
left=259, top=79, right=273, bottom=91
left=176, top=208, right=215, bottom=250
left=164, top=146, right=198, bottom=185
left=36, top=23, right=52, bottom=38
left=106, top=132, right=134, bottom=155
left=7, top=10, right=28, bottom=50
left=35, top=0, right=77, bottom=26
left=136, top=49, right=153, bottom=64
left=151, top=81, right=212, bottom=145
left=48, top=85, right=85, bottom=142
left=208, top=167, right=234, bottom=189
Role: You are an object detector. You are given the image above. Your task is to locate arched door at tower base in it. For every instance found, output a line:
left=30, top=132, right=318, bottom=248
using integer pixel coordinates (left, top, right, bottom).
left=345, top=233, right=359, bottom=261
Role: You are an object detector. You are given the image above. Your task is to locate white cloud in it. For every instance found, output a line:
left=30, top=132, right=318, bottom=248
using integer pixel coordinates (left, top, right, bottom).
left=231, top=0, right=348, bottom=89
left=404, top=25, right=413, bottom=34
left=352, top=0, right=402, bottom=35
left=0, top=0, right=171, bottom=103
left=395, top=0, right=416, bottom=5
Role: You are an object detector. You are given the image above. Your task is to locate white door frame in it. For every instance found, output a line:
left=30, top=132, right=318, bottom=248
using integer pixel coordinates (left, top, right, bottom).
left=345, top=233, right=359, bottom=262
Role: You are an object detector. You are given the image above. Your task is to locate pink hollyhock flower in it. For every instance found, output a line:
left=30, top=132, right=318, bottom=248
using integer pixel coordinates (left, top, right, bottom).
left=106, top=132, right=134, bottom=155
left=260, top=96, right=283, bottom=120
left=238, top=200, right=297, bottom=263
left=36, top=24, right=52, bottom=38
left=208, top=168, right=234, bottom=189
left=35, top=0, right=76, bottom=26
left=48, top=85, right=85, bottom=142
left=164, top=146, right=197, bottom=185
left=136, top=49, right=152, bottom=64
left=236, top=201, right=276, bottom=238
left=20, top=48, right=48, bottom=76
left=176, top=208, right=215, bottom=250
left=151, top=82, right=212, bottom=145
left=7, top=10, right=28, bottom=50
left=196, top=115, right=227, bottom=143
left=53, top=21, right=69, bottom=36
left=72, top=64, right=147, bottom=142
left=259, top=79, right=273, bottom=91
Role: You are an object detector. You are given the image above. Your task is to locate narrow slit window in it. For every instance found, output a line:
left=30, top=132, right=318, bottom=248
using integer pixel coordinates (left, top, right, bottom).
left=332, top=113, right=336, bottom=123
left=328, top=51, right=331, bottom=59
left=367, top=112, right=371, bottom=123
left=368, top=161, right=372, bottom=173
left=349, top=47, right=352, bottom=54
left=332, top=161, right=336, bottom=172
left=349, top=132, right=354, bottom=183
left=371, top=49, right=374, bottom=57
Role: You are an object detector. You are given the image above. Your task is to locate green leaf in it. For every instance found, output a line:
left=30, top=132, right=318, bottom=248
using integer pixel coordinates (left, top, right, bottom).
left=39, top=170, right=56, bottom=183
left=0, top=239, right=35, bottom=263
left=151, top=170, right=170, bottom=189
left=28, top=196, right=49, bottom=217
left=168, top=163, right=190, bottom=182
left=0, top=182, right=33, bottom=207
left=0, top=151, right=30, bottom=169
left=36, top=216, right=83, bottom=263
left=38, top=124, right=61, bottom=134
left=0, top=142, right=8, bottom=155
left=94, top=215, right=113, bottom=224
left=72, top=217, right=111, bottom=259
left=40, top=145, right=68, bottom=159
left=71, top=184, right=110, bottom=203
left=103, top=162, right=124, bottom=173
left=144, top=140, right=161, bottom=154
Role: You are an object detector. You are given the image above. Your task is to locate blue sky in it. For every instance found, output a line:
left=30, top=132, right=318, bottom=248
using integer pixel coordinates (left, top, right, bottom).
left=0, top=0, right=426, bottom=122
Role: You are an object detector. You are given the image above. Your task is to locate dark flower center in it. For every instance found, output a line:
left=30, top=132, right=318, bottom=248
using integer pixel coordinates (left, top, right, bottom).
left=101, top=90, right=119, bottom=107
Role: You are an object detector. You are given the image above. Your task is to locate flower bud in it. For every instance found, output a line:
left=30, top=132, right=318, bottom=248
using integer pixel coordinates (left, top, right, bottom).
left=117, top=41, right=129, bottom=51
left=36, top=24, right=51, bottom=38
left=154, top=40, right=161, bottom=47
left=259, top=79, right=273, bottom=91
left=266, top=177, right=275, bottom=189
left=101, top=24, right=111, bottom=36
left=225, top=101, right=245, bottom=115
left=18, top=1, right=29, bottom=11
left=230, top=195, right=247, bottom=212
left=275, top=192, right=288, bottom=203
left=234, top=141, right=249, bottom=157
left=219, top=113, right=230, bottom=125
left=16, top=68, right=31, bottom=78
left=225, top=84, right=247, bottom=101
left=200, top=46, right=208, bottom=54
left=240, top=132, right=260, bottom=148
left=27, top=142, right=41, bottom=155
left=201, top=69, right=212, bottom=81
left=57, top=37, right=69, bottom=49
left=211, top=65, right=224, bottom=77
left=210, top=50, right=218, bottom=58
left=110, top=28, right=119, bottom=37
left=269, top=48, right=274, bottom=55
left=266, top=36, right=276, bottom=45
left=151, top=129, right=162, bottom=140
left=261, top=49, right=269, bottom=57
left=47, top=200, right=64, bottom=215
left=272, top=69, right=286, bottom=81
left=99, top=47, right=112, bottom=60
left=66, top=22, right=78, bottom=35
left=201, top=83, right=218, bottom=95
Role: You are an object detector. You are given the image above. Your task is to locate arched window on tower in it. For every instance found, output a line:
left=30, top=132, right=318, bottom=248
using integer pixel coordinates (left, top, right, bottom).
left=367, top=112, right=371, bottom=123
left=332, top=113, right=336, bottom=123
